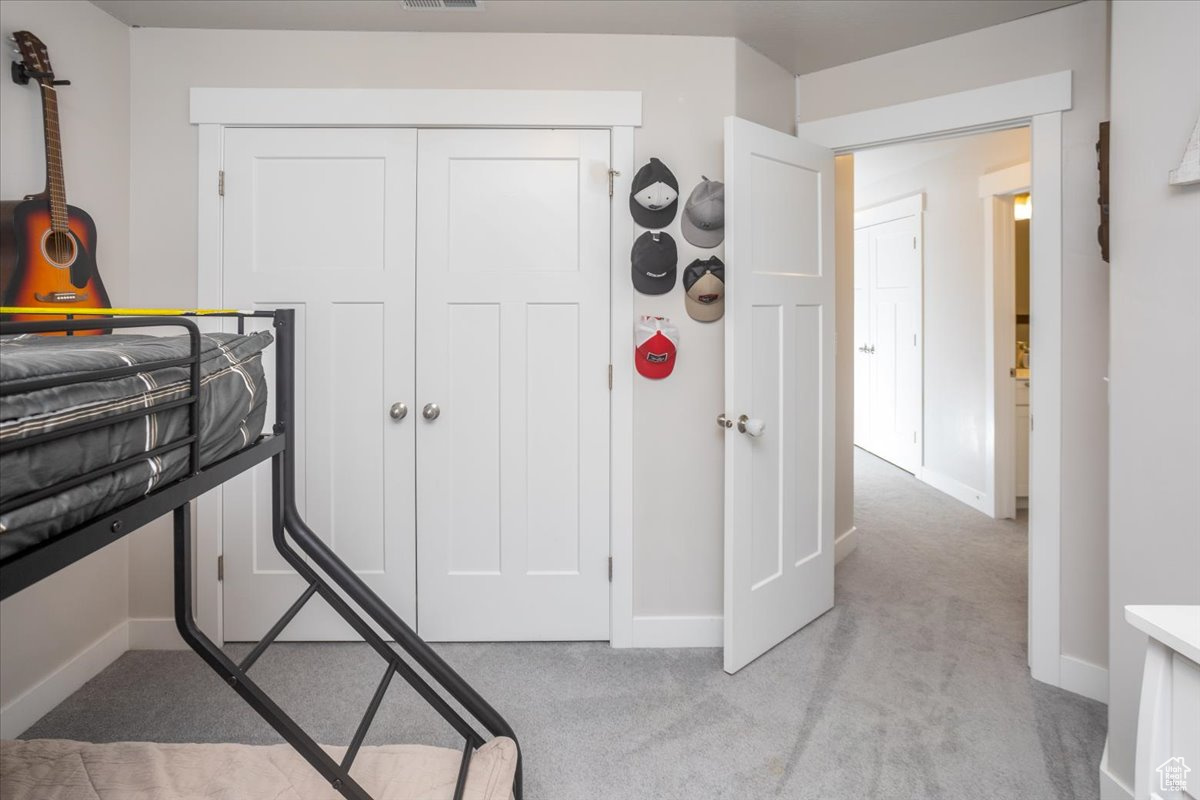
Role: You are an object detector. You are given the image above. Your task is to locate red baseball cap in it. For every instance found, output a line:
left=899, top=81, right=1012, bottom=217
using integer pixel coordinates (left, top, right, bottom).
left=635, top=316, right=680, bottom=379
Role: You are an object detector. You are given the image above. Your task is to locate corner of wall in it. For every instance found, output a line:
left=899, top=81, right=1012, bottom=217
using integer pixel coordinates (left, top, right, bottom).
left=733, top=39, right=797, bottom=135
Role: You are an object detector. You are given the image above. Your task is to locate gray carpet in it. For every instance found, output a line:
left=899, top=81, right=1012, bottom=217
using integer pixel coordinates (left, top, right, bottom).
left=23, top=449, right=1106, bottom=799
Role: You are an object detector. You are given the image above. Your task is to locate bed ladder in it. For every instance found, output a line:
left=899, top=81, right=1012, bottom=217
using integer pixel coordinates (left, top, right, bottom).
left=172, top=308, right=521, bottom=800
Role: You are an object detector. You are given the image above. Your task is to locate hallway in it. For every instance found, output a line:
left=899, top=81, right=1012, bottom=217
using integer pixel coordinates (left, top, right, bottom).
left=23, top=450, right=1106, bottom=799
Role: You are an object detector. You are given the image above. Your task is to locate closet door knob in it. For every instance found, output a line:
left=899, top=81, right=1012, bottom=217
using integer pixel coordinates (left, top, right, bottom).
left=389, top=402, right=408, bottom=421
left=717, top=413, right=734, bottom=429
left=422, top=403, right=441, bottom=421
left=737, top=415, right=765, bottom=437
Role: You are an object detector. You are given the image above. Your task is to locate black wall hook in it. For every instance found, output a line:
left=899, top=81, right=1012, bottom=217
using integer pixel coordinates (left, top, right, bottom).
left=10, top=60, right=70, bottom=87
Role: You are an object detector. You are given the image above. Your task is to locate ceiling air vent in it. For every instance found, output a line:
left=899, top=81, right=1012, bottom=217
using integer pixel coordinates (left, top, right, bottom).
left=402, top=0, right=484, bottom=9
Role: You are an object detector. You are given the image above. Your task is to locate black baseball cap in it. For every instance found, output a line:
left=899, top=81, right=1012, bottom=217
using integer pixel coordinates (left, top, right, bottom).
left=629, top=158, right=679, bottom=229
left=631, top=231, right=677, bottom=295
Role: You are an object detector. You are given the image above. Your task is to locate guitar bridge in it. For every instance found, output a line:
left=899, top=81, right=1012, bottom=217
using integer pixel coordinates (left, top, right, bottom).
left=34, top=291, right=89, bottom=303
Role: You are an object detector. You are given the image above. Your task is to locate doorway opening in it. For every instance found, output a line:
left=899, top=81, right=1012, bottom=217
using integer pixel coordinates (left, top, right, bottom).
left=1013, top=193, right=1032, bottom=510
left=982, top=166, right=1035, bottom=521
left=850, top=127, right=1031, bottom=512
left=843, top=126, right=1037, bottom=676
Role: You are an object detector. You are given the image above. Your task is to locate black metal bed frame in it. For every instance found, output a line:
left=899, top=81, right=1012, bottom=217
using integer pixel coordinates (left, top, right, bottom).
left=0, top=308, right=521, bottom=800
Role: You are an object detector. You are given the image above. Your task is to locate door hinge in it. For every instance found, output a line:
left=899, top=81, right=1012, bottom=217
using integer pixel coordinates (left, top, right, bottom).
left=608, top=364, right=613, bottom=390
left=218, top=170, right=225, bottom=197
left=217, top=554, right=224, bottom=581
left=1030, top=414, right=1034, bottom=431
left=608, top=169, right=620, bottom=198
left=608, top=556, right=613, bottom=582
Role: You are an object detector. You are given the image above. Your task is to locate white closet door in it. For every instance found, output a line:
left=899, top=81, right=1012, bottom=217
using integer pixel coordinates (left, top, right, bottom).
left=853, top=228, right=871, bottom=450
left=722, top=117, right=836, bottom=674
left=221, top=128, right=417, bottom=641
left=855, top=213, right=922, bottom=473
left=415, top=129, right=611, bottom=641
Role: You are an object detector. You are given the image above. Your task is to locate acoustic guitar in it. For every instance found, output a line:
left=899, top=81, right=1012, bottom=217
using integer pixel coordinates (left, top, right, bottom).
left=0, top=31, right=111, bottom=332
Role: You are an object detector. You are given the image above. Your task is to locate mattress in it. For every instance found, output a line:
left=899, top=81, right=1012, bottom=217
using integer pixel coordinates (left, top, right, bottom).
left=0, top=738, right=518, bottom=800
left=0, top=330, right=274, bottom=559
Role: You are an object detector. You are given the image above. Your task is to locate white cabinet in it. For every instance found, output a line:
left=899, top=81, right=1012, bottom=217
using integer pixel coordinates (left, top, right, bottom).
left=1015, top=378, right=1030, bottom=500
left=1126, top=605, right=1200, bottom=800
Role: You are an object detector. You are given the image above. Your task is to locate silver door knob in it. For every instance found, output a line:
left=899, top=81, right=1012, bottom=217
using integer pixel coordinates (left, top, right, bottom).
left=389, top=402, right=408, bottom=421
left=717, top=413, right=733, bottom=429
left=422, top=403, right=441, bottom=421
left=737, top=415, right=765, bottom=437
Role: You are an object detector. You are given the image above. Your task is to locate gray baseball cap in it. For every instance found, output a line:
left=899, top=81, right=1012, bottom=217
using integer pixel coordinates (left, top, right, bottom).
left=681, top=176, right=725, bottom=248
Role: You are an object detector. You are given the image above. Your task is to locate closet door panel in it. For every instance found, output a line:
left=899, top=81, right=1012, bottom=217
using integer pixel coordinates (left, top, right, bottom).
left=220, top=128, right=417, bottom=641
left=415, top=128, right=611, bottom=641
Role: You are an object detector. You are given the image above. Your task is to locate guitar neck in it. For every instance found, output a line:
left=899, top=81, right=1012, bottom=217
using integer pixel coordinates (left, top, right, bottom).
left=40, top=83, right=69, bottom=233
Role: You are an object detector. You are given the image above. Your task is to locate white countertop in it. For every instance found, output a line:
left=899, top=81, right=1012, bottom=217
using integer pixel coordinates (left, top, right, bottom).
left=1125, top=605, right=1200, bottom=664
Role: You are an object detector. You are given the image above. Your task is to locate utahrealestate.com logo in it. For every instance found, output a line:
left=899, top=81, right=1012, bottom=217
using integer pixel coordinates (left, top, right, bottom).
left=1157, top=757, right=1190, bottom=793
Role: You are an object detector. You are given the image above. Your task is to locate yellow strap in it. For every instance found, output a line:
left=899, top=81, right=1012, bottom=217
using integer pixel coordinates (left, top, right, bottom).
left=1, top=307, right=244, bottom=316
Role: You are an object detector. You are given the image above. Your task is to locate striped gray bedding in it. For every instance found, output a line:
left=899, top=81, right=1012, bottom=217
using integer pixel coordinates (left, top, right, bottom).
left=0, top=330, right=273, bottom=560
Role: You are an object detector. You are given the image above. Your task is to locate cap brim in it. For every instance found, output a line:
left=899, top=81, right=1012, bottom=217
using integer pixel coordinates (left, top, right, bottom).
left=685, top=294, right=724, bottom=322
left=632, top=265, right=675, bottom=295
left=630, top=195, right=677, bottom=229
left=681, top=215, right=724, bottom=248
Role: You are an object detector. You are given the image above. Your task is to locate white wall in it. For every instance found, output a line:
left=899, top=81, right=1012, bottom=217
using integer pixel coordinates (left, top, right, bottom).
left=855, top=129, right=1031, bottom=495
left=0, top=0, right=130, bottom=732
left=734, top=40, right=796, bottom=136
left=796, top=0, right=1109, bottom=673
left=1105, top=0, right=1200, bottom=792
left=123, top=29, right=794, bottom=632
left=833, top=155, right=854, bottom=548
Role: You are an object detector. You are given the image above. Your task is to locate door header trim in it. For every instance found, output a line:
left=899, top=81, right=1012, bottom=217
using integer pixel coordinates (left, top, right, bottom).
left=854, top=192, right=924, bottom=230
left=190, top=88, right=643, bottom=128
left=795, top=71, right=1070, bottom=153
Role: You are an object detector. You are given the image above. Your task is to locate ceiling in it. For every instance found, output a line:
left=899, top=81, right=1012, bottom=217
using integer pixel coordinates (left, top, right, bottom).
left=89, top=0, right=1078, bottom=75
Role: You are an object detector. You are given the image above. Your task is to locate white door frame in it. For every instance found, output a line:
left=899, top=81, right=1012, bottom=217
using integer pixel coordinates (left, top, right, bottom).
left=796, top=71, right=1069, bottom=687
left=190, top=89, right=641, bottom=648
left=979, top=162, right=1032, bottom=521
left=853, top=193, right=925, bottom=474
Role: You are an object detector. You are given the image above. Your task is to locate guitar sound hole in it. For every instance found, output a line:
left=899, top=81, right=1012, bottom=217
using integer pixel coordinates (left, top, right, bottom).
left=41, top=229, right=78, bottom=268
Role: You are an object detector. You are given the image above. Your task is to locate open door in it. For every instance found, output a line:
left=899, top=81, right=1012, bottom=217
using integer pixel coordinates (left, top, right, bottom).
left=722, top=117, right=836, bottom=674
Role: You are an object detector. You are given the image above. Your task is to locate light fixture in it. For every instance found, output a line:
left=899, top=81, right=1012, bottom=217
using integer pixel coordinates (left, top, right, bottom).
left=1013, top=193, right=1032, bottom=221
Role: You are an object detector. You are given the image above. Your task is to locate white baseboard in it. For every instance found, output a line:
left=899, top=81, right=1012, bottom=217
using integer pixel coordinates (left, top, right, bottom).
left=1059, top=654, right=1108, bottom=703
left=917, top=466, right=989, bottom=514
left=630, top=615, right=722, bottom=647
left=1099, top=737, right=1134, bottom=800
left=835, top=526, right=858, bottom=563
left=0, top=621, right=129, bottom=739
left=128, top=617, right=188, bottom=650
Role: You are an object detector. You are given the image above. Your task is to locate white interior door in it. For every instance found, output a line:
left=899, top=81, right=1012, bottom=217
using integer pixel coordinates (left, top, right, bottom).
left=221, top=128, right=417, bottom=641
left=853, top=208, right=922, bottom=473
left=415, top=129, right=611, bottom=641
left=722, top=117, right=835, bottom=674
left=853, top=228, right=871, bottom=449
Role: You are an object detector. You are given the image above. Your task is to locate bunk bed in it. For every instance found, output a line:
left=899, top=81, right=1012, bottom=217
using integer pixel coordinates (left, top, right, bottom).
left=0, top=308, right=522, bottom=800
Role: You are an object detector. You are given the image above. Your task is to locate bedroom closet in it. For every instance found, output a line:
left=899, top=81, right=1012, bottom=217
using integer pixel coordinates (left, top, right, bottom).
left=216, top=127, right=612, bottom=643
